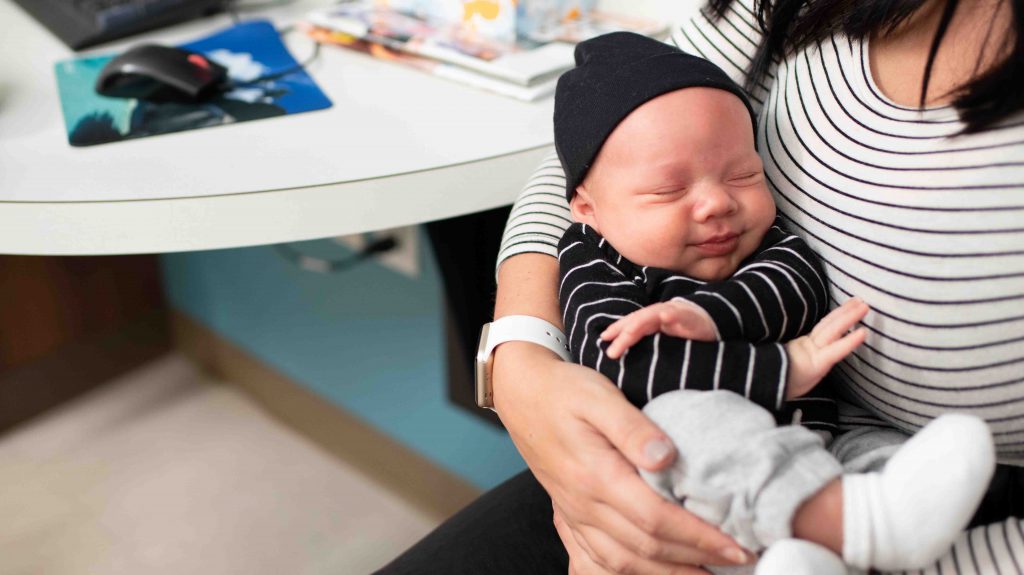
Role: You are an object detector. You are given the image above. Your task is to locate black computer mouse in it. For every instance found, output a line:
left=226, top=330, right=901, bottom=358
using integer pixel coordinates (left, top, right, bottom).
left=95, top=44, right=228, bottom=102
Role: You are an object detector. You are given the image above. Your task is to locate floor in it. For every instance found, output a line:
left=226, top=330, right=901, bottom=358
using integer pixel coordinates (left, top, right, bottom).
left=0, top=353, right=441, bottom=575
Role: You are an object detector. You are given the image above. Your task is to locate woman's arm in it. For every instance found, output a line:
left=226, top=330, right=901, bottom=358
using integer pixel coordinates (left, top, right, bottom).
left=492, top=251, right=750, bottom=573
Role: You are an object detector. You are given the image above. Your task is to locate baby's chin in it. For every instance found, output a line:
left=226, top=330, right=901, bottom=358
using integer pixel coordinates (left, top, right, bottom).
left=678, top=257, right=743, bottom=281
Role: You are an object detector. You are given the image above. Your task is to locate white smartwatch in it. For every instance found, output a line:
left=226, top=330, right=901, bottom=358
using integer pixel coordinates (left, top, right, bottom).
left=475, top=315, right=571, bottom=410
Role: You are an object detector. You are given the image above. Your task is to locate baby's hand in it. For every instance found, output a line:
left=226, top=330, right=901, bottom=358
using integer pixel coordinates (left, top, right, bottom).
left=601, top=299, right=718, bottom=359
left=785, top=298, right=869, bottom=399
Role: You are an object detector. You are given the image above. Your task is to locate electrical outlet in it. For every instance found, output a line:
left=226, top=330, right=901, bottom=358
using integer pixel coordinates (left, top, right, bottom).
left=331, top=226, right=420, bottom=279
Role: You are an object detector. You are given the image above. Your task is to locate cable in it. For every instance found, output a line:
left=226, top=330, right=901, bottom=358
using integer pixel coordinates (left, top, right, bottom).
left=225, top=0, right=296, bottom=22
left=222, top=0, right=322, bottom=84
left=229, top=0, right=295, bottom=12
left=230, top=40, right=321, bottom=87
left=274, top=236, right=399, bottom=274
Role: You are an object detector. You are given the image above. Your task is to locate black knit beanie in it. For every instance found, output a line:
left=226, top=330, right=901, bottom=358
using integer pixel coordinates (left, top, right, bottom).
left=554, top=31, right=757, bottom=201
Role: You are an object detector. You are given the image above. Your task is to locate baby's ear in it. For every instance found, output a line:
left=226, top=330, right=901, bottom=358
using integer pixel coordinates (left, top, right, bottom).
left=570, top=185, right=598, bottom=226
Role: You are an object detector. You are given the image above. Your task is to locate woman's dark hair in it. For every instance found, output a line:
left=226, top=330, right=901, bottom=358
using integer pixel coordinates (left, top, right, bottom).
left=708, top=0, right=1023, bottom=133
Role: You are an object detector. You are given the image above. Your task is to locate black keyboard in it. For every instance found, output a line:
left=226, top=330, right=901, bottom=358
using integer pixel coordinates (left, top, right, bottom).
left=13, top=0, right=227, bottom=49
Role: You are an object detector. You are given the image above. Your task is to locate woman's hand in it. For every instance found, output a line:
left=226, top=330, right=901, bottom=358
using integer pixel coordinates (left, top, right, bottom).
left=493, top=341, right=751, bottom=574
left=492, top=253, right=748, bottom=573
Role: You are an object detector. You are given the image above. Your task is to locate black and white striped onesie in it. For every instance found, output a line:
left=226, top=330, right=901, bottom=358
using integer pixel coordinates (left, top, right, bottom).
left=558, top=217, right=836, bottom=431
left=500, top=1, right=1024, bottom=571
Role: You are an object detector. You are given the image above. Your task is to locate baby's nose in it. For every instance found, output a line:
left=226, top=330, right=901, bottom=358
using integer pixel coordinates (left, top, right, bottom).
left=693, top=184, right=738, bottom=221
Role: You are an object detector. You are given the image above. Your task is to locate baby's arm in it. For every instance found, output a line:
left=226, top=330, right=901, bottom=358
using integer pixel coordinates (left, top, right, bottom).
left=599, top=219, right=829, bottom=358
left=595, top=296, right=867, bottom=413
left=558, top=224, right=649, bottom=366
left=672, top=218, right=830, bottom=343
left=559, top=224, right=790, bottom=412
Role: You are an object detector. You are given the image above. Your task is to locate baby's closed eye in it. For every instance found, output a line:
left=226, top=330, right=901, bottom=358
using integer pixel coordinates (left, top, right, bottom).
left=640, top=187, right=688, bottom=203
left=729, top=172, right=763, bottom=184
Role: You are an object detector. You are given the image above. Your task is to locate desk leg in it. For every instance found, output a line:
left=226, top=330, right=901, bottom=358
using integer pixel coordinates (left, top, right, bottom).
left=426, top=206, right=511, bottom=428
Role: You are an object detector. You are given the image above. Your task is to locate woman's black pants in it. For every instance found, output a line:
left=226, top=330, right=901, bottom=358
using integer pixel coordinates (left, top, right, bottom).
left=376, top=470, right=568, bottom=574
left=377, top=462, right=1024, bottom=574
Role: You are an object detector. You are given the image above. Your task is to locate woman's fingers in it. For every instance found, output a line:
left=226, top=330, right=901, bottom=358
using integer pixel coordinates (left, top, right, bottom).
left=561, top=501, right=713, bottom=575
left=555, top=505, right=615, bottom=575
left=580, top=381, right=677, bottom=472
left=589, top=498, right=744, bottom=566
left=592, top=468, right=750, bottom=566
left=576, top=385, right=749, bottom=566
left=575, top=522, right=713, bottom=575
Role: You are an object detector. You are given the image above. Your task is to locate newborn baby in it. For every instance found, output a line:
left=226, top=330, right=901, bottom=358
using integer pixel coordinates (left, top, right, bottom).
left=554, top=31, right=996, bottom=574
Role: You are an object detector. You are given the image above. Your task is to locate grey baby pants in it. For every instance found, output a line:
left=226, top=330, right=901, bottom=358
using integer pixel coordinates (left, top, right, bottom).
left=639, top=389, right=844, bottom=552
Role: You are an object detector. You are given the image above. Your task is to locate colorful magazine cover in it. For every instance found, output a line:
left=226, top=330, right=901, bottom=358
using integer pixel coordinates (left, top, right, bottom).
left=303, top=24, right=557, bottom=101
left=307, top=2, right=577, bottom=87
left=54, top=20, right=332, bottom=147
left=384, top=0, right=518, bottom=43
left=516, top=0, right=596, bottom=41
left=527, top=9, right=669, bottom=44
left=306, top=1, right=666, bottom=90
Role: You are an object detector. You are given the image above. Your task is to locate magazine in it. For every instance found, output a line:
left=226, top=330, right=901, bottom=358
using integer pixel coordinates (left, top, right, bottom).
left=386, top=0, right=519, bottom=44
left=302, top=24, right=558, bottom=101
left=307, top=2, right=577, bottom=87
left=307, top=1, right=667, bottom=86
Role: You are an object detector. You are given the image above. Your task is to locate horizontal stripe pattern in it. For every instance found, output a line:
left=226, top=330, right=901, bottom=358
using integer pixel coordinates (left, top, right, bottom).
left=756, top=23, right=1024, bottom=461
left=885, top=517, right=1024, bottom=575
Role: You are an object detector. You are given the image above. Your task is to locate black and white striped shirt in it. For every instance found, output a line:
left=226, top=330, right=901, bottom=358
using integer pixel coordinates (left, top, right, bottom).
left=558, top=218, right=836, bottom=430
left=499, top=1, right=1024, bottom=464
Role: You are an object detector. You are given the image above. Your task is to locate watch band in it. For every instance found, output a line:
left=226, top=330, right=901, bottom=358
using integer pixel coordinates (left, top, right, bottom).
left=475, top=315, right=570, bottom=410
left=483, top=315, right=571, bottom=362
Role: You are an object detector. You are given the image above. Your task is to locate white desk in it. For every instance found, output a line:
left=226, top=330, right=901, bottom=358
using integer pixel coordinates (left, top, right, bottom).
left=0, top=0, right=554, bottom=255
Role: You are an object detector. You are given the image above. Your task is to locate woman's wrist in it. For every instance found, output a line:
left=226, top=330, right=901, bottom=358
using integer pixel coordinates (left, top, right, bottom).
left=491, top=340, right=565, bottom=414
left=491, top=249, right=564, bottom=415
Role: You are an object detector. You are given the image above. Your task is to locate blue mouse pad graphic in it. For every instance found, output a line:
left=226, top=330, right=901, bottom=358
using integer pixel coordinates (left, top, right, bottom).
left=55, top=20, right=332, bottom=147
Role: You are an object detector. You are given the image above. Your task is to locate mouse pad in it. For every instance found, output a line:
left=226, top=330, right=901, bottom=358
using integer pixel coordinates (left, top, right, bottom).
left=54, top=20, right=333, bottom=147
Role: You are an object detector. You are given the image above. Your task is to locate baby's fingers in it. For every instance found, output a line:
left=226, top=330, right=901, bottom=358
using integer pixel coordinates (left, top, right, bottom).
left=601, top=320, right=626, bottom=342
left=606, top=330, right=645, bottom=359
left=603, top=313, right=659, bottom=358
left=810, top=298, right=869, bottom=347
left=817, top=327, right=868, bottom=367
left=601, top=313, right=651, bottom=342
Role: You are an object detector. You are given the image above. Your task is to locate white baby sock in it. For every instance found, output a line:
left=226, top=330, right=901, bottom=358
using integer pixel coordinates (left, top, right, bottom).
left=756, top=539, right=848, bottom=575
left=842, top=414, right=996, bottom=571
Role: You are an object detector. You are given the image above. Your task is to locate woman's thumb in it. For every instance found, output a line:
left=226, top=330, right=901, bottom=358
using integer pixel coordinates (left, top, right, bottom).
left=591, top=392, right=677, bottom=471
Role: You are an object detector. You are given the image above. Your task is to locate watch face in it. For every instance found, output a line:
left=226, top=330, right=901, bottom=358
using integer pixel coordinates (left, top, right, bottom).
left=475, top=323, right=494, bottom=408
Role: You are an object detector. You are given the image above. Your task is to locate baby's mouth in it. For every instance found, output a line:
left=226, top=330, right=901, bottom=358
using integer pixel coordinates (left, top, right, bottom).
left=692, top=232, right=740, bottom=256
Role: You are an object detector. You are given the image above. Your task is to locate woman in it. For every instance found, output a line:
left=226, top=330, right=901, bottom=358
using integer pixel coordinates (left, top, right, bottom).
left=382, top=0, right=1023, bottom=573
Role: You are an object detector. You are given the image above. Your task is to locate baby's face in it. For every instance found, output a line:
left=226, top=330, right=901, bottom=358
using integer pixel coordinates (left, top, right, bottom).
left=571, top=87, right=775, bottom=281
